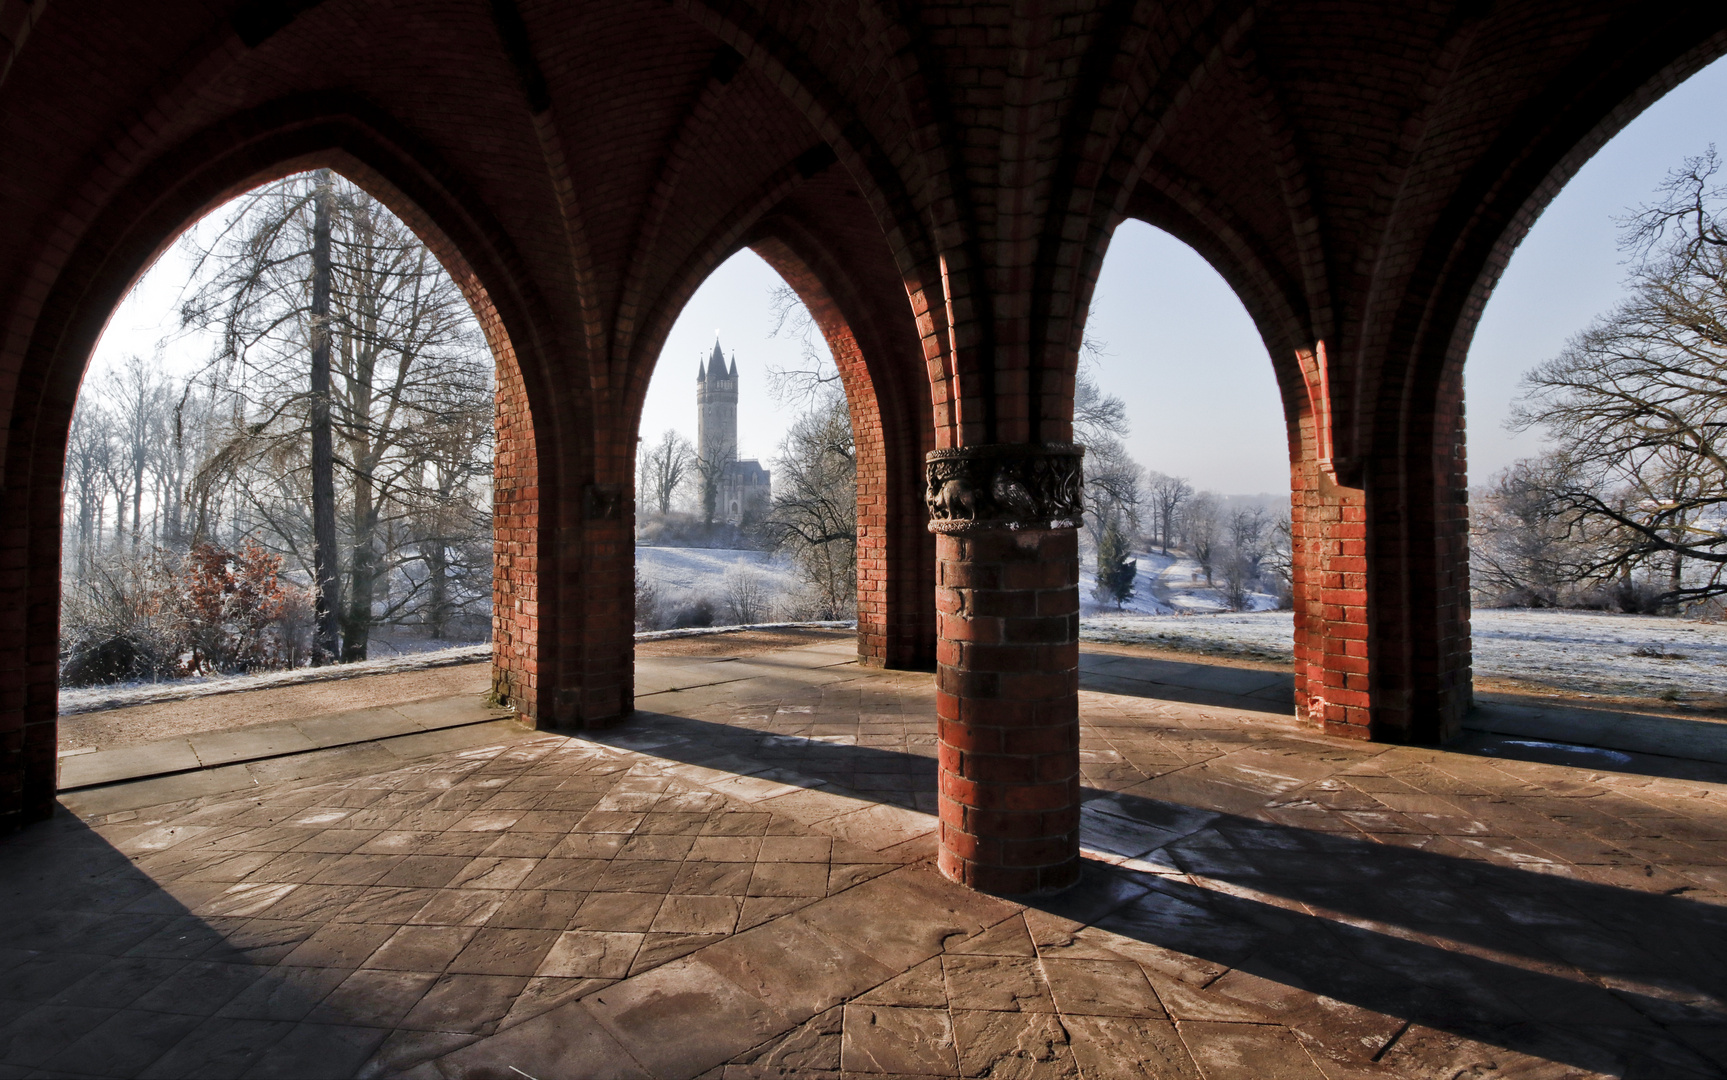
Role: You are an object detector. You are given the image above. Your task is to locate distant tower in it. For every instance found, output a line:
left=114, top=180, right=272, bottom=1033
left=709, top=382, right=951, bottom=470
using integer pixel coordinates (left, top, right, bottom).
left=695, top=338, right=771, bottom=524
left=696, top=339, right=737, bottom=466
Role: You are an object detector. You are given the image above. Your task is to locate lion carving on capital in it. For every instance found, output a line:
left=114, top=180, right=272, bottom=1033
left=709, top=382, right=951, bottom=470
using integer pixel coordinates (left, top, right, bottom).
left=924, top=443, right=1084, bottom=534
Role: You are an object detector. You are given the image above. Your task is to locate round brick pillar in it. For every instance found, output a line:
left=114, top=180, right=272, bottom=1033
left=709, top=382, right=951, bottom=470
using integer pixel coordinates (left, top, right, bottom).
left=928, top=444, right=1084, bottom=895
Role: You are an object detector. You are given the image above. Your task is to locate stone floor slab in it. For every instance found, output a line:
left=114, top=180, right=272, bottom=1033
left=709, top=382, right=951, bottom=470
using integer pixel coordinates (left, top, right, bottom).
left=1, top=641, right=1721, bottom=1078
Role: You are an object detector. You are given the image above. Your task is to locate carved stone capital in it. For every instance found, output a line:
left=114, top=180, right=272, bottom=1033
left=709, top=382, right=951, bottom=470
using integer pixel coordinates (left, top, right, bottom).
left=925, top=443, right=1085, bottom=534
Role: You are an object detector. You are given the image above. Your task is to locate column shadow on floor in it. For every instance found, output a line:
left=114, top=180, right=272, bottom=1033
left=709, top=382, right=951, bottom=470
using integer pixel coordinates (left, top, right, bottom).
left=611, top=710, right=1727, bottom=1075
left=0, top=812, right=404, bottom=1077
left=1078, top=649, right=1727, bottom=786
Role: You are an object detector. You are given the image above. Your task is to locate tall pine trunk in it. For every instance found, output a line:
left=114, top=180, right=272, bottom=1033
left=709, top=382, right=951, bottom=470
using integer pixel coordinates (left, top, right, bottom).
left=309, top=169, right=342, bottom=664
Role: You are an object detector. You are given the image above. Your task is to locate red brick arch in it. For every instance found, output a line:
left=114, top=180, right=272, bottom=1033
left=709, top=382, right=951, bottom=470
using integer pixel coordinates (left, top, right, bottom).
left=0, top=101, right=572, bottom=827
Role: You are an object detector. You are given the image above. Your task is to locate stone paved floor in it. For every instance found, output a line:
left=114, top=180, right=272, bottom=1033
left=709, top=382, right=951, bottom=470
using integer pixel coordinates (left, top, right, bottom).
left=2, top=640, right=1724, bottom=1078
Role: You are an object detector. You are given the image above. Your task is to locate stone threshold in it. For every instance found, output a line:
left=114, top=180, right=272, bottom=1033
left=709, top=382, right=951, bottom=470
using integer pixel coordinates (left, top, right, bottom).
left=57, top=696, right=515, bottom=793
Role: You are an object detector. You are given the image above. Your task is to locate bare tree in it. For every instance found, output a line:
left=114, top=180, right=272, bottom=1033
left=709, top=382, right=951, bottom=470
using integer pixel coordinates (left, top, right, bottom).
left=1510, top=148, right=1727, bottom=608
left=639, top=429, right=694, bottom=517
left=765, top=387, right=856, bottom=619
left=1148, top=472, right=1192, bottom=555
left=722, top=564, right=771, bottom=624
left=1185, top=493, right=1221, bottom=585
left=63, top=403, right=113, bottom=580
left=178, top=171, right=494, bottom=660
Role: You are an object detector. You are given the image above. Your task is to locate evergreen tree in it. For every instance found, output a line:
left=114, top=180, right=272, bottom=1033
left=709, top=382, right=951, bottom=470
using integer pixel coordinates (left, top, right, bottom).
left=1094, top=520, right=1137, bottom=610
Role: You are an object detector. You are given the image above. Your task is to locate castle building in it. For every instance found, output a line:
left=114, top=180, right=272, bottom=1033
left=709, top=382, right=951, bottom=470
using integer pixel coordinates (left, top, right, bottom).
left=697, top=340, right=771, bottom=524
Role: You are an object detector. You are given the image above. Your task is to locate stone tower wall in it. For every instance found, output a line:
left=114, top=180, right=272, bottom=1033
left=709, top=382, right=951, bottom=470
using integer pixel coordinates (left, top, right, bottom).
left=697, top=361, right=738, bottom=466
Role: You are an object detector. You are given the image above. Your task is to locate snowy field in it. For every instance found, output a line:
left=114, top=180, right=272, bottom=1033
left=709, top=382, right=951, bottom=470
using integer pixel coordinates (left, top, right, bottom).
left=1079, top=550, right=1280, bottom=617
left=1083, top=607, right=1727, bottom=701
left=634, top=545, right=800, bottom=606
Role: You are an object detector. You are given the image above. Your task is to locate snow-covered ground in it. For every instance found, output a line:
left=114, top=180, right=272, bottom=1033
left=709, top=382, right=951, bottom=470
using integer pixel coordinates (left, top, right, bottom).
left=1082, top=607, right=1727, bottom=700
left=635, top=545, right=800, bottom=606
left=1079, top=549, right=1280, bottom=617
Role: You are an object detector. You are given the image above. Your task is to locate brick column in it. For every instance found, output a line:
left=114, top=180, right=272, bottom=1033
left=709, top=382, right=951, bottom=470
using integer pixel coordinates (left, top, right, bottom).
left=928, top=444, right=1084, bottom=895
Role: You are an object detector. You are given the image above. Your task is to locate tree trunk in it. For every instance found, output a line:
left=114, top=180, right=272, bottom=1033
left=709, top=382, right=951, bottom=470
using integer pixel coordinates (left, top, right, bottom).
left=341, top=470, right=377, bottom=662
left=309, top=169, right=343, bottom=665
left=424, top=537, right=450, bottom=639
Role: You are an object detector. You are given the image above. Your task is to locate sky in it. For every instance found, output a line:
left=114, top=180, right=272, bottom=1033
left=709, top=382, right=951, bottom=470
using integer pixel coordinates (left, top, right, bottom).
left=91, top=54, right=1727, bottom=495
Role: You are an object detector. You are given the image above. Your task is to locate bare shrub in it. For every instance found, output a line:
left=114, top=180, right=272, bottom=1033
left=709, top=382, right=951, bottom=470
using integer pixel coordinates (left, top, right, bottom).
left=723, top=565, right=771, bottom=625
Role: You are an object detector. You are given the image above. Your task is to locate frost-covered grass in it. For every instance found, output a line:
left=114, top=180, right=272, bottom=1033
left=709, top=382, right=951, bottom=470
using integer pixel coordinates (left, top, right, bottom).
left=1081, top=607, right=1727, bottom=701
left=1079, top=549, right=1280, bottom=617
left=635, top=545, right=800, bottom=605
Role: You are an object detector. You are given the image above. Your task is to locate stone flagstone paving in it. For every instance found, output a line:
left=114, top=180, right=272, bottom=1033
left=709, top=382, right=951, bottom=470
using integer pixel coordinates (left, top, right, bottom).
left=0, top=641, right=1721, bottom=1077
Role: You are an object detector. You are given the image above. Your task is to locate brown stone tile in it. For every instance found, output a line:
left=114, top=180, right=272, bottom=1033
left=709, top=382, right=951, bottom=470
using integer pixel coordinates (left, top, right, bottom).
left=688, top=835, right=764, bottom=862
left=1063, top=1014, right=1204, bottom=1078
left=948, top=915, right=1038, bottom=957
left=724, top=1003, right=844, bottom=1075
left=548, top=833, right=627, bottom=860
left=638, top=812, right=711, bottom=836
left=264, top=884, right=367, bottom=922
left=953, top=1009, right=1080, bottom=1078
left=748, top=861, right=830, bottom=897
left=433, top=1000, right=650, bottom=1079
left=252, top=851, right=349, bottom=883
left=480, top=831, right=563, bottom=858
left=279, top=924, right=396, bottom=969
left=292, top=829, right=383, bottom=854
left=584, top=956, right=794, bottom=1078
left=363, top=926, right=477, bottom=973
left=672, top=860, right=755, bottom=896
left=652, top=895, right=742, bottom=935
left=630, top=932, right=728, bottom=975
left=307, top=969, right=438, bottom=1027
left=1039, top=958, right=1164, bottom=1018
left=757, top=836, right=832, bottom=863
left=617, top=834, right=698, bottom=860
left=511, top=810, right=583, bottom=833
left=853, top=958, right=947, bottom=1008
left=519, top=858, right=606, bottom=891
left=701, top=812, right=773, bottom=836
left=537, top=931, right=644, bottom=979
left=942, top=955, right=1055, bottom=1013
left=487, top=889, right=585, bottom=929
left=399, top=973, right=528, bottom=1035
left=331, top=886, right=441, bottom=924
left=578, top=811, right=647, bottom=833
left=798, top=868, right=1013, bottom=971
left=1175, top=1020, right=1329, bottom=1079
left=309, top=853, right=405, bottom=886
left=841, top=1003, right=956, bottom=1075
left=447, top=928, right=561, bottom=976
left=496, top=975, right=614, bottom=1031
left=597, top=859, right=682, bottom=893
left=696, top=916, right=895, bottom=1022
left=448, top=856, right=540, bottom=891
left=575, top=892, right=665, bottom=933
left=375, top=856, right=472, bottom=889
left=409, top=889, right=508, bottom=927
left=214, top=966, right=350, bottom=1022
left=737, top=896, right=815, bottom=931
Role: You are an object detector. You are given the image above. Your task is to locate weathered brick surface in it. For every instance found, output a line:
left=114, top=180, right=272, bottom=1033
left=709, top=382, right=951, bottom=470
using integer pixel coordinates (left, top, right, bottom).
left=935, top=528, right=1080, bottom=895
left=0, top=1, right=1722, bottom=854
